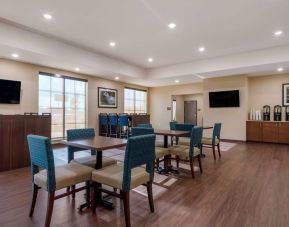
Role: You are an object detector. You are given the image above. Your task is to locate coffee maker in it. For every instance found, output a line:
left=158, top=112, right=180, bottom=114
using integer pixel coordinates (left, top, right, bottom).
left=286, top=106, right=289, bottom=121
left=274, top=105, right=282, bottom=121
left=263, top=105, right=270, bottom=121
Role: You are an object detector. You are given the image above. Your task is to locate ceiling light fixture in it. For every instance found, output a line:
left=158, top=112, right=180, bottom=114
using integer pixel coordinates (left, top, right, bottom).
left=198, top=46, right=205, bottom=52
left=43, top=13, right=52, bottom=20
left=168, top=23, right=176, bottom=29
left=109, top=42, right=116, bottom=47
left=277, top=67, right=284, bottom=72
left=75, top=67, right=80, bottom=72
left=11, top=53, right=19, bottom=58
left=175, top=79, right=180, bottom=83
left=115, top=76, right=119, bottom=80
left=148, top=58, right=154, bottom=62
left=274, top=30, right=283, bottom=36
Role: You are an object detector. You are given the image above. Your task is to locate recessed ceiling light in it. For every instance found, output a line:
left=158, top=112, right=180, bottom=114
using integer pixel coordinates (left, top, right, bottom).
left=175, top=79, right=180, bottom=83
left=148, top=58, right=154, bottom=62
left=75, top=67, right=80, bottom=72
left=198, top=47, right=205, bottom=52
left=168, top=23, right=176, bottom=29
left=274, top=30, right=283, bottom=36
left=11, top=53, right=19, bottom=58
left=277, top=67, right=284, bottom=72
left=43, top=13, right=52, bottom=20
left=109, top=42, right=116, bottom=47
left=115, top=76, right=119, bottom=80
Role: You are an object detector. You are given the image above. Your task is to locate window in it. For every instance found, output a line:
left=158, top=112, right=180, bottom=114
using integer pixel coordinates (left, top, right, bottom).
left=124, top=88, right=147, bottom=114
left=38, top=72, right=87, bottom=139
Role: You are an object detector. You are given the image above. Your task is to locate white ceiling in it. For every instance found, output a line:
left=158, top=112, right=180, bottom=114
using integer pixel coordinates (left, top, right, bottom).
left=0, top=0, right=289, bottom=86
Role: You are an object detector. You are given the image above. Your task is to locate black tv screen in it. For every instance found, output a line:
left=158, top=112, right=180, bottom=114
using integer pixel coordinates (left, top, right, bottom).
left=0, top=79, right=21, bottom=104
left=209, top=90, right=240, bottom=108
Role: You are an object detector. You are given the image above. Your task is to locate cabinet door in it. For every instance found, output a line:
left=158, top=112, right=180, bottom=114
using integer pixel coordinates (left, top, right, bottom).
left=0, top=118, right=13, bottom=171
left=262, top=122, right=278, bottom=143
left=246, top=121, right=262, bottom=142
left=278, top=122, right=289, bottom=144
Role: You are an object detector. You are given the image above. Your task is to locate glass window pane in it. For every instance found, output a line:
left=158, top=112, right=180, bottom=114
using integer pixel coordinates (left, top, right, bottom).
left=76, top=109, right=85, bottom=123
left=65, top=124, right=76, bottom=136
left=65, top=79, right=75, bottom=94
left=65, top=109, right=76, bottom=124
left=65, top=94, right=76, bottom=108
left=76, top=124, right=85, bottom=129
left=75, top=81, right=85, bottom=95
left=52, top=125, right=63, bottom=138
left=76, top=95, right=85, bottom=109
left=39, top=91, right=51, bottom=108
left=51, top=77, right=63, bottom=92
left=51, top=108, right=63, bottom=125
left=39, top=75, right=51, bottom=91
left=51, top=92, right=63, bottom=108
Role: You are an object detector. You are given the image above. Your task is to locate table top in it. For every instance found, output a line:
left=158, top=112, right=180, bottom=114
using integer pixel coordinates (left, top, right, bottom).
left=61, top=136, right=127, bottom=151
left=203, top=126, right=213, bottom=130
left=154, top=129, right=189, bottom=136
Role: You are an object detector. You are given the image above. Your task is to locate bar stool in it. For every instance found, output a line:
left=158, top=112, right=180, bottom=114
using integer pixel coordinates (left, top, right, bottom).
left=99, top=113, right=109, bottom=136
left=108, top=113, right=118, bottom=137
left=118, top=114, right=129, bottom=138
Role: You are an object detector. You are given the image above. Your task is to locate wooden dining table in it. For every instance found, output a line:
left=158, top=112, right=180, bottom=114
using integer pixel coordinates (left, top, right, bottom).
left=61, top=136, right=127, bottom=210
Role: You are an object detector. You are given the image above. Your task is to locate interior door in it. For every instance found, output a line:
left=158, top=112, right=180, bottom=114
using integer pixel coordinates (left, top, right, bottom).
left=184, top=100, right=197, bottom=125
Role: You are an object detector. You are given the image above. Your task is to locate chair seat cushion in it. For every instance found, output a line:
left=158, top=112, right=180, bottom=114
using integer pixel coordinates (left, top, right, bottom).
left=178, top=138, right=190, bottom=146
left=155, top=147, right=170, bottom=159
left=202, top=137, right=220, bottom=145
left=34, top=162, right=93, bottom=191
left=169, top=145, right=200, bottom=158
left=92, top=164, right=150, bottom=190
left=71, top=156, right=117, bottom=168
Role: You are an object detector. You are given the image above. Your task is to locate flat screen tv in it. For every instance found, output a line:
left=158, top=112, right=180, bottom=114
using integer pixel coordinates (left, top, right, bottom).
left=209, top=90, right=240, bottom=108
left=0, top=79, right=21, bottom=104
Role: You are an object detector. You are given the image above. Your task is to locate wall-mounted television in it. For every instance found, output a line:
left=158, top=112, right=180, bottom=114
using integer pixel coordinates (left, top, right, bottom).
left=209, top=90, right=240, bottom=108
left=0, top=79, right=21, bottom=104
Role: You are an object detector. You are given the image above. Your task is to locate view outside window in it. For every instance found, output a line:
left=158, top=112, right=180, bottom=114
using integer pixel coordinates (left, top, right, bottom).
left=124, top=88, right=147, bottom=114
left=39, top=73, right=87, bottom=139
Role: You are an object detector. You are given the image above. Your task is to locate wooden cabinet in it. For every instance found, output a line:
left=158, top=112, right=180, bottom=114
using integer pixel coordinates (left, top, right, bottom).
left=0, top=115, right=51, bottom=172
left=246, top=121, right=289, bottom=144
left=246, top=121, right=262, bottom=142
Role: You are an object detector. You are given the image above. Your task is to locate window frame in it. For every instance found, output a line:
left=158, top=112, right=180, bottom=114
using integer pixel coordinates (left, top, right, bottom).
left=124, top=87, right=147, bottom=114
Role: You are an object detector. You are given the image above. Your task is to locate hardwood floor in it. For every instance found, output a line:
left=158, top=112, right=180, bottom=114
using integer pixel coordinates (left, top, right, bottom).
left=1, top=142, right=289, bottom=227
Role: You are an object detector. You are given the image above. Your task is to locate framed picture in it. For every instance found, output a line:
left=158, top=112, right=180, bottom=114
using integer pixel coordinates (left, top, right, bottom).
left=98, top=87, right=118, bottom=108
left=282, top=83, right=289, bottom=106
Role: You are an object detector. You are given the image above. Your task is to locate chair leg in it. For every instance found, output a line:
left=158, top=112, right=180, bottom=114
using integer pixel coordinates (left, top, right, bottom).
left=189, top=157, right=195, bottom=179
left=156, top=158, right=160, bottom=169
left=217, top=144, right=221, bottom=158
left=197, top=155, right=203, bottom=173
left=146, top=181, right=154, bottom=212
left=92, top=182, right=97, bottom=213
left=176, top=155, right=179, bottom=169
left=122, top=191, right=131, bottom=227
left=212, top=146, right=216, bottom=160
left=86, top=181, right=90, bottom=207
left=45, top=192, right=55, bottom=227
left=29, top=184, right=39, bottom=217
left=72, top=185, right=75, bottom=199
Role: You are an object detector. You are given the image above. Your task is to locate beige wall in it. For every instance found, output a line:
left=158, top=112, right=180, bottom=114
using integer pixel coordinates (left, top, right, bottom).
left=0, top=58, right=147, bottom=130
left=248, top=74, right=289, bottom=120
left=149, top=83, right=203, bottom=129
left=172, top=95, right=184, bottom=123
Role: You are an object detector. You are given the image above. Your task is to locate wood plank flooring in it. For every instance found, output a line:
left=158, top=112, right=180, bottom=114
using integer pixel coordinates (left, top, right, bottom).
left=1, top=142, right=289, bottom=227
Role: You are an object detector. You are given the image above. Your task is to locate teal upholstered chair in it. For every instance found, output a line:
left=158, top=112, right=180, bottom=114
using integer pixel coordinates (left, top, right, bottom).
left=137, top=123, right=152, bottom=128
left=118, top=114, right=130, bottom=138
left=67, top=128, right=117, bottom=168
left=174, top=123, right=194, bottom=146
left=169, top=121, right=178, bottom=145
left=27, top=135, right=93, bottom=227
left=202, top=123, right=222, bottom=160
left=91, top=135, right=156, bottom=227
left=169, top=127, right=203, bottom=178
left=131, top=127, right=169, bottom=169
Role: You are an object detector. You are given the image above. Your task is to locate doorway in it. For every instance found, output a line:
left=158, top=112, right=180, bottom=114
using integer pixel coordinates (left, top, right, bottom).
left=184, top=100, right=197, bottom=125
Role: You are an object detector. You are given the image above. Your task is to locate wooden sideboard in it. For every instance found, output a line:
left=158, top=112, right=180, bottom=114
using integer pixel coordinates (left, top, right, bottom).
left=246, top=121, right=289, bottom=144
left=0, top=115, right=51, bottom=172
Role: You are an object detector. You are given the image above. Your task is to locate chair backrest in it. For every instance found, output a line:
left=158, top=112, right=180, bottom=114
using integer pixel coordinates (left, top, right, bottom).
left=169, top=121, right=178, bottom=130
left=131, top=127, right=154, bottom=136
left=175, top=123, right=194, bottom=138
left=118, top=114, right=129, bottom=126
left=99, top=114, right=108, bottom=125
left=108, top=114, right=118, bottom=126
left=212, top=123, right=222, bottom=144
left=122, top=134, right=156, bottom=191
left=67, top=128, right=96, bottom=162
left=137, top=123, right=152, bottom=128
left=189, top=127, right=203, bottom=157
left=27, top=135, right=56, bottom=192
